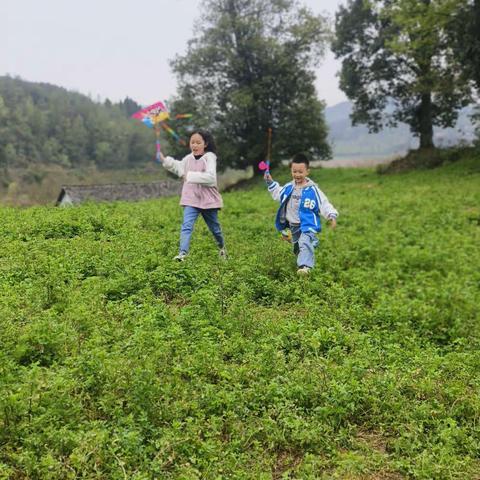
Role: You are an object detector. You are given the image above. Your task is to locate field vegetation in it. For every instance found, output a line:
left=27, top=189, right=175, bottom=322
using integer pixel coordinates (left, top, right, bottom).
left=1, top=152, right=479, bottom=479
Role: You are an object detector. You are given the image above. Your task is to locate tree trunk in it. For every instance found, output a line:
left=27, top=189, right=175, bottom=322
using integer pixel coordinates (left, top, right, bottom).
left=472, top=0, right=480, bottom=88
left=418, top=93, right=434, bottom=149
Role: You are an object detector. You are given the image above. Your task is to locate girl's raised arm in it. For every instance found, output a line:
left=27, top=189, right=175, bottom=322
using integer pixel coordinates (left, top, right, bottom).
left=162, top=155, right=188, bottom=178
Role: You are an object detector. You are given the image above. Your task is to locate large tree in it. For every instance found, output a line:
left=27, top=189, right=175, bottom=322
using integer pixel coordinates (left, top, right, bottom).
left=170, top=0, right=331, bottom=169
left=332, top=0, right=474, bottom=149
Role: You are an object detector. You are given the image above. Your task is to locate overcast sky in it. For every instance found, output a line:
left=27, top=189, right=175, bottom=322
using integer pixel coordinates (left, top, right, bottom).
left=1, top=0, right=347, bottom=107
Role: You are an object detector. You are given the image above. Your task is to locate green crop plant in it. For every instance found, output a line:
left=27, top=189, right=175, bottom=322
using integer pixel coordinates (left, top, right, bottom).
left=0, top=153, right=479, bottom=478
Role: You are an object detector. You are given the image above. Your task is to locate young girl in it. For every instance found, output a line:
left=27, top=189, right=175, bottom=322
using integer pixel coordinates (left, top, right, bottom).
left=158, top=129, right=227, bottom=261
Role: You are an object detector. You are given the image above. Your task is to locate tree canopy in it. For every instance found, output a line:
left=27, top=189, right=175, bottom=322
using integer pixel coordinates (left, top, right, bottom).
left=332, top=0, right=474, bottom=149
left=448, top=0, right=480, bottom=90
left=170, top=0, right=332, bottom=169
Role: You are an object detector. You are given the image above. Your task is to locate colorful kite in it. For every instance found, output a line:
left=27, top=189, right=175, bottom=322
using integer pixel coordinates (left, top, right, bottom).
left=131, top=101, right=192, bottom=162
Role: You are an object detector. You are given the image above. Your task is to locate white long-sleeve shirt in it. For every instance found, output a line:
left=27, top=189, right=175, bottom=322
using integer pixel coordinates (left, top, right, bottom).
left=162, top=152, right=223, bottom=209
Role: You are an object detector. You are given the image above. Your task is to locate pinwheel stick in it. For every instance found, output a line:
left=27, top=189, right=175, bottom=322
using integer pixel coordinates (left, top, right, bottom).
left=266, top=127, right=272, bottom=163
left=258, top=127, right=272, bottom=175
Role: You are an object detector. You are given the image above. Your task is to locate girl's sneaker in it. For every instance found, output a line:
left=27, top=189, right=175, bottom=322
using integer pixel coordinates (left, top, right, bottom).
left=219, top=247, right=228, bottom=260
left=174, top=251, right=188, bottom=262
left=297, top=266, right=311, bottom=275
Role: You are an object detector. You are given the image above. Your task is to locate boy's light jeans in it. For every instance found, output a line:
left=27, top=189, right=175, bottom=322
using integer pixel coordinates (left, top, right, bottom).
left=290, top=224, right=319, bottom=269
left=179, top=206, right=224, bottom=253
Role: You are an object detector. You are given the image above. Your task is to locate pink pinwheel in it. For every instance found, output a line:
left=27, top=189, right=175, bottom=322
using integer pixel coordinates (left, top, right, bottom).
left=258, top=160, right=270, bottom=171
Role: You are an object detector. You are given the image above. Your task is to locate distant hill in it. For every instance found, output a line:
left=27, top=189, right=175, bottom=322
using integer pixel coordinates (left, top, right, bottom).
left=325, top=101, right=477, bottom=160
left=0, top=76, right=154, bottom=170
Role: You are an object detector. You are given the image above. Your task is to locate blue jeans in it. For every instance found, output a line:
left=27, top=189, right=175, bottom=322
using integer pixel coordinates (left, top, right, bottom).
left=290, top=225, right=319, bottom=268
left=179, top=206, right=224, bottom=253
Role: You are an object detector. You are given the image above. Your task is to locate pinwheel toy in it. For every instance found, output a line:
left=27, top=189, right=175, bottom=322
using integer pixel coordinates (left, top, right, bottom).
left=258, top=127, right=272, bottom=175
left=131, top=101, right=192, bottom=162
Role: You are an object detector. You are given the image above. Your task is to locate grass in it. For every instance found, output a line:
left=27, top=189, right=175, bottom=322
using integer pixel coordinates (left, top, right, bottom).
left=0, top=152, right=479, bottom=478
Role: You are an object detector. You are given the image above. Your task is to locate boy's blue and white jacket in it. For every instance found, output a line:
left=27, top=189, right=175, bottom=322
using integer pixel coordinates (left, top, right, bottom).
left=267, top=178, right=338, bottom=233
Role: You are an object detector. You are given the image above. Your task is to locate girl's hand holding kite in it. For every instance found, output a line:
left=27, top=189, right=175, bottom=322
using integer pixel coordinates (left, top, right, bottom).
left=157, top=147, right=188, bottom=181
left=157, top=146, right=165, bottom=163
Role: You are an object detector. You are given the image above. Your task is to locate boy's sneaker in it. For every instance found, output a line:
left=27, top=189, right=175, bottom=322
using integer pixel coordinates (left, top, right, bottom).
left=174, top=251, right=188, bottom=262
left=297, top=266, right=311, bottom=275
left=219, top=247, right=228, bottom=260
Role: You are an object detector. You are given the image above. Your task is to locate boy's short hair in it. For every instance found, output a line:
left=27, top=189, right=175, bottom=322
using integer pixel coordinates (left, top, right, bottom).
left=289, top=153, right=310, bottom=168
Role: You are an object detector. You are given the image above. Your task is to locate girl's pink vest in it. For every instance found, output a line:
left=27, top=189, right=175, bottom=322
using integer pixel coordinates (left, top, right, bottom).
left=180, top=155, right=223, bottom=209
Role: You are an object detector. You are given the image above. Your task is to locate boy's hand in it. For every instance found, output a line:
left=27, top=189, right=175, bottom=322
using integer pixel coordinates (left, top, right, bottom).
left=264, top=172, right=273, bottom=183
left=328, top=217, right=337, bottom=230
left=280, top=229, right=292, bottom=243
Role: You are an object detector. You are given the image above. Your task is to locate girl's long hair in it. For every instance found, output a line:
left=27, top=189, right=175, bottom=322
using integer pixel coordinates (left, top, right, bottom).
left=191, top=129, right=217, bottom=155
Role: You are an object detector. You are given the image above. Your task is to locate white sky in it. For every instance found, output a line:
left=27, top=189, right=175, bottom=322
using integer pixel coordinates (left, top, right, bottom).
left=1, top=0, right=347, bottom=107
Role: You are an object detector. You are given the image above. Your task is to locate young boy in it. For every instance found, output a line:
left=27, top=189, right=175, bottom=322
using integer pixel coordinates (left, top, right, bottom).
left=264, top=153, right=338, bottom=275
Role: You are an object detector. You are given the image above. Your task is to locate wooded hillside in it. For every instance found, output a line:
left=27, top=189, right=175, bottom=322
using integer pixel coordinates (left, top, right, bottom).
left=0, top=76, right=154, bottom=170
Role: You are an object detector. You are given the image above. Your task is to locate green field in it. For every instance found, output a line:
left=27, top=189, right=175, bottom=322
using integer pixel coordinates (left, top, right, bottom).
left=1, top=154, right=479, bottom=479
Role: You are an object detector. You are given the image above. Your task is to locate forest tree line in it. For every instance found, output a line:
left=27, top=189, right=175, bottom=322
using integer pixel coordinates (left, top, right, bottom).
left=0, top=76, right=155, bottom=170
